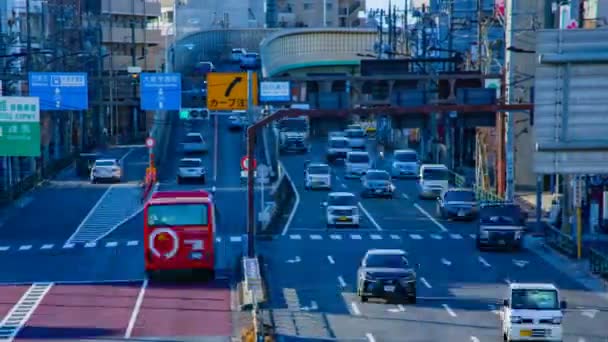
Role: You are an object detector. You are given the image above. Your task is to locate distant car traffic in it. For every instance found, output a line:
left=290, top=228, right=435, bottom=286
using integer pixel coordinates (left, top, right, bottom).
left=476, top=202, right=526, bottom=251
left=361, top=169, right=395, bottom=198
left=345, top=151, right=372, bottom=178
left=228, top=114, right=249, bottom=130
left=231, top=48, right=247, bottom=63
left=417, top=164, right=449, bottom=199
left=323, top=192, right=359, bottom=228
left=344, top=127, right=367, bottom=150
left=177, top=158, right=206, bottom=184
left=181, top=133, right=208, bottom=154
left=304, top=163, right=332, bottom=190
left=391, top=149, right=420, bottom=178
left=326, top=136, right=351, bottom=163
left=357, top=249, right=418, bottom=303
left=90, top=158, right=121, bottom=183
left=436, top=188, right=478, bottom=220
left=240, top=52, right=260, bottom=69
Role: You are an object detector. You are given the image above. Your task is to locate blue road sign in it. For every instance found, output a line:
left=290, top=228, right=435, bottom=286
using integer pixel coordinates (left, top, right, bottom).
left=28, top=72, right=88, bottom=110
left=140, top=73, right=182, bottom=110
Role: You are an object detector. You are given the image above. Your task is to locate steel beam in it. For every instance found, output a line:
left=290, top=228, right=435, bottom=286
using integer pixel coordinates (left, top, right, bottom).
left=539, top=52, right=608, bottom=64
left=266, top=73, right=503, bottom=82
left=536, top=141, right=608, bottom=152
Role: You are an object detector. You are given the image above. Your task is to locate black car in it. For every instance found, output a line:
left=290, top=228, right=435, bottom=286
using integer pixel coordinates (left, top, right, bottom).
left=357, top=249, right=418, bottom=303
left=476, top=203, right=526, bottom=251
left=436, top=188, right=478, bottom=220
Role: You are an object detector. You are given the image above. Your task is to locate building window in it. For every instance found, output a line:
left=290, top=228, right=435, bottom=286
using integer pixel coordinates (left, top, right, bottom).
left=303, top=3, right=313, bottom=10
left=326, top=21, right=333, bottom=26
left=326, top=3, right=333, bottom=10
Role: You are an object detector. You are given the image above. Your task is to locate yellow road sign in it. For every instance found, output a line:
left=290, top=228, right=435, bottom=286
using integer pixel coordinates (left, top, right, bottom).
left=206, top=72, right=258, bottom=110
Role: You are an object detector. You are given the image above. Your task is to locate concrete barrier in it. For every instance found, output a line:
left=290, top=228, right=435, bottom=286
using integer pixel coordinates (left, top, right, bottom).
left=261, top=164, right=296, bottom=235
left=241, top=256, right=266, bottom=309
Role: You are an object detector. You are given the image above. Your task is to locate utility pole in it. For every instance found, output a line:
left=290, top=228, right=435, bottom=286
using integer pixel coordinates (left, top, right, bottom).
left=378, top=10, right=384, bottom=58
left=504, top=0, right=515, bottom=201
left=403, top=0, right=408, bottom=55
left=97, top=25, right=104, bottom=146
left=131, top=19, right=138, bottom=136
left=246, top=69, right=255, bottom=257
left=476, top=0, right=483, bottom=71
left=25, top=0, right=31, bottom=73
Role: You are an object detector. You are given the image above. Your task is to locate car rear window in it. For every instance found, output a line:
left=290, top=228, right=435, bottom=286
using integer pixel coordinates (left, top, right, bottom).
left=96, top=161, right=115, bottom=167
left=345, top=130, right=365, bottom=138
left=348, top=154, right=369, bottom=163
left=179, top=159, right=202, bottom=168
left=184, top=135, right=203, bottom=143
left=395, top=152, right=417, bottom=162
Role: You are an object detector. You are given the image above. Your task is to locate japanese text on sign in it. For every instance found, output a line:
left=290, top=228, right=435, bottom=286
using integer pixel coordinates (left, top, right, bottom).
left=206, top=72, right=258, bottom=111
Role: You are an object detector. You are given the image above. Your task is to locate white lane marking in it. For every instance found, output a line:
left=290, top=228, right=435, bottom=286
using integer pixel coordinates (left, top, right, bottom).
left=357, top=202, right=382, bottom=231
left=327, top=255, right=335, bottom=264
left=127, top=240, right=139, bottom=246
left=469, top=234, right=476, bottom=239
left=470, top=336, right=480, bottom=342
left=0, top=283, right=53, bottom=341
left=370, top=234, right=382, bottom=240
left=330, top=234, right=342, bottom=240
left=365, top=333, right=376, bottom=342
left=40, top=244, right=54, bottom=250
left=581, top=309, right=598, bottom=319
left=351, top=234, right=362, bottom=240
left=390, top=234, right=401, bottom=240
left=310, top=234, right=323, bottom=240
left=512, top=259, right=529, bottom=268
left=431, top=234, right=442, bottom=240
left=414, top=203, right=448, bottom=232
left=337, top=276, right=346, bottom=288
left=18, top=245, right=31, bottom=251
left=84, top=242, right=96, bottom=248
left=478, top=256, right=491, bottom=267
left=351, top=302, right=361, bottom=316
left=409, top=234, right=422, bottom=240
left=0, top=246, right=8, bottom=251
left=401, top=194, right=409, bottom=200
left=105, top=241, right=118, bottom=247
left=441, top=258, right=452, bottom=266
left=450, top=233, right=462, bottom=239
left=397, top=304, right=406, bottom=312
left=442, top=304, right=457, bottom=317
left=289, top=234, right=301, bottom=240
left=63, top=243, right=75, bottom=249
left=420, top=277, right=432, bottom=289
left=65, top=184, right=114, bottom=243
left=281, top=161, right=300, bottom=235
left=286, top=256, right=301, bottom=263
left=124, top=279, right=148, bottom=338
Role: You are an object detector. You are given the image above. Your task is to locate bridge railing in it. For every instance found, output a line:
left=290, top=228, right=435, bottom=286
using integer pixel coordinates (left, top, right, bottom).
left=259, top=28, right=379, bottom=78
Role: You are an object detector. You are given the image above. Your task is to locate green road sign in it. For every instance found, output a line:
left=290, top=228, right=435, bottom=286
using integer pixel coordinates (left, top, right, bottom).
left=179, top=110, right=189, bottom=119
left=0, top=96, right=41, bottom=157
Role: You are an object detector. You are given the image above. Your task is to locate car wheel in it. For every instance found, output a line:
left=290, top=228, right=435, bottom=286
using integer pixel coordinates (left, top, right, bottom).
left=177, top=177, right=182, bottom=184
left=200, top=176, right=206, bottom=184
left=360, top=295, right=368, bottom=302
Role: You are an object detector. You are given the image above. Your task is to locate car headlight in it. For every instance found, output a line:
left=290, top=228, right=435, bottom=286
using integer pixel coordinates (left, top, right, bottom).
left=515, top=231, right=522, bottom=239
left=551, top=316, right=562, bottom=324
left=510, top=316, right=523, bottom=324
left=480, top=230, right=489, bottom=238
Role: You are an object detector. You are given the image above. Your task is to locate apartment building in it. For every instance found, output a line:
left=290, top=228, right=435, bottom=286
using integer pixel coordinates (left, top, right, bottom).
left=275, top=0, right=365, bottom=27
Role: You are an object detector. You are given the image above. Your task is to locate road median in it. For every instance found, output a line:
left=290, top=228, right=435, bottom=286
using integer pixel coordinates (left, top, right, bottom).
left=258, top=162, right=296, bottom=236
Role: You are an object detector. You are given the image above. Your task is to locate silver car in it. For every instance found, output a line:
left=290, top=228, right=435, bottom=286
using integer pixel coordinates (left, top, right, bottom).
left=182, top=133, right=208, bottom=154
left=361, top=170, right=395, bottom=198
left=177, top=158, right=206, bottom=184
left=345, top=151, right=372, bottom=178
left=391, top=149, right=420, bottom=178
left=90, top=159, right=121, bottom=183
left=345, top=128, right=366, bottom=149
left=304, top=163, right=332, bottom=190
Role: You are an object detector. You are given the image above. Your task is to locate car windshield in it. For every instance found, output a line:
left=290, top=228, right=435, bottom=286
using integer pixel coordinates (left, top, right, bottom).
left=328, top=195, right=356, bottom=206
left=179, top=160, right=202, bottom=168
left=445, top=191, right=476, bottom=202
left=511, top=289, right=559, bottom=310
left=348, top=154, right=369, bottom=163
left=245, top=53, right=258, bottom=58
left=329, top=139, right=348, bottom=148
left=279, top=119, right=307, bottom=131
left=184, top=135, right=203, bottom=143
left=365, top=254, right=408, bottom=268
left=422, top=168, right=448, bottom=180
left=95, top=161, right=115, bottom=167
left=308, top=165, right=330, bottom=174
left=366, top=171, right=389, bottom=180
left=346, top=130, right=365, bottom=138
left=395, top=152, right=417, bottom=162
left=147, top=203, right=209, bottom=226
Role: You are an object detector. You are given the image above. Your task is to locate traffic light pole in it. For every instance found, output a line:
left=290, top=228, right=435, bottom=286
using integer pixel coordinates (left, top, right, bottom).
left=246, top=70, right=255, bottom=257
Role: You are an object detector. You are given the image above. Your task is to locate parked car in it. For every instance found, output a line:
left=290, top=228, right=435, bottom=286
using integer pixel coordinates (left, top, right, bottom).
left=90, top=158, right=121, bottom=183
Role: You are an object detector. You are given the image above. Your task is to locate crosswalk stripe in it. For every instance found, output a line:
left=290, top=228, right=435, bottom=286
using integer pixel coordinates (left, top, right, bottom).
left=330, top=234, right=342, bottom=240
left=409, top=234, right=422, bottom=240
left=351, top=234, right=362, bottom=240
left=0, top=246, right=9, bottom=251
left=431, top=234, right=442, bottom=240
left=450, top=234, right=463, bottom=239
left=390, top=234, right=401, bottom=240
left=85, top=242, right=96, bottom=248
left=469, top=234, right=476, bottom=239
left=63, top=243, right=75, bottom=249
left=19, top=245, right=32, bottom=250
left=127, top=240, right=139, bottom=246
left=230, top=236, right=242, bottom=242
left=370, top=234, right=382, bottom=240
left=105, top=241, right=118, bottom=247
left=40, top=244, right=54, bottom=250
left=290, top=234, right=302, bottom=240
left=310, top=234, right=323, bottom=240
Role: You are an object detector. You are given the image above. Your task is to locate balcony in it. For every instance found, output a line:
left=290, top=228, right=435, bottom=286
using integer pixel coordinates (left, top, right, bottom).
left=101, top=26, right=162, bottom=45
left=101, top=0, right=161, bottom=18
left=103, top=55, right=162, bottom=72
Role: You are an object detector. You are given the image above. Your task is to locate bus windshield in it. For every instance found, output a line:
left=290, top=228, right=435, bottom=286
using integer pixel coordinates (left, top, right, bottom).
left=147, top=203, right=209, bottom=226
left=422, top=168, right=448, bottom=180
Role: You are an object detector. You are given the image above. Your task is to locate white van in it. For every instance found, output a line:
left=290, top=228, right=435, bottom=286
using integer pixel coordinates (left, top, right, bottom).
left=417, top=164, right=449, bottom=199
left=391, top=149, right=420, bottom=178
left=345, top=151, right=372, bottom=178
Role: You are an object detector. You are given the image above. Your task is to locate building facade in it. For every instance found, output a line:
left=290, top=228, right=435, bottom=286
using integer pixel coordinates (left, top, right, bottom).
left=274, top=0, right=365, bottom=28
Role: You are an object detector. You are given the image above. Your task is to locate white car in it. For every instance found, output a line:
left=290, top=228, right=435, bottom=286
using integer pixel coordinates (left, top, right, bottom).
left=304, top=163, right=331, bottom=190
left=391, top=149, right=420, bottom=178
left=90, top=159, right=121, bottom=183
left=323, top=192, right=359, bottom=227
left=502, top=283, right=566, bottom=342
left=345, top=128, right=366, bottom=149
left=177, top=158, right=206, bottom=184
left=326, top=136, right=351, bottom=162
left=231, top=48, right=246, bottom=62
left=417, top=164, right=449, bottom=199
left=345, top=151, right=372, bottom=178
left=182, top=133, right=208, bottom=154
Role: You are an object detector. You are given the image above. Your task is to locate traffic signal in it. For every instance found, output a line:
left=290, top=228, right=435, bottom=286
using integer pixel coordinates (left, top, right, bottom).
left=179, top=109, right=189, bottom=120
left=130, top=73, right=140, bottom=85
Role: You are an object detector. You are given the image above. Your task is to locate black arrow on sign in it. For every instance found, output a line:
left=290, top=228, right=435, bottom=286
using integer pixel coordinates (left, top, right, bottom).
left=225, top=77, right=243, bottom=97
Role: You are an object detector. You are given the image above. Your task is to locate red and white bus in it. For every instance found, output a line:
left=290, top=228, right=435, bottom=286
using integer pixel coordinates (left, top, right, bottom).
left=144, top=190, right=217, bottom=273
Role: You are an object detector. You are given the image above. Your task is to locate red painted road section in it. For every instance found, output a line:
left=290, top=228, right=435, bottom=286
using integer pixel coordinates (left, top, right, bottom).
left=130, top=280, right=232, bottom=337
left=2, top=280, right=232, bottom=341
left=0, top=286, right=29, bottom=318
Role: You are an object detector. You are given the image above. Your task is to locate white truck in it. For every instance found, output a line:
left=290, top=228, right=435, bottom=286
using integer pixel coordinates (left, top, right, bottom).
left=502, top=283, right=567, bottom=342
left=276, top=116, right=310, bottom=154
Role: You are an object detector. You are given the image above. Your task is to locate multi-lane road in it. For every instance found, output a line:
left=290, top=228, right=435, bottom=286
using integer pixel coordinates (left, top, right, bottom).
left=261, top=136, right=608, bottom=342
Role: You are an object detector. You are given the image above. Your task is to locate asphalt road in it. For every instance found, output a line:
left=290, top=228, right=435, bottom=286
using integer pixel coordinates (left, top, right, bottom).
left=262, top=136, right=608, bottom=342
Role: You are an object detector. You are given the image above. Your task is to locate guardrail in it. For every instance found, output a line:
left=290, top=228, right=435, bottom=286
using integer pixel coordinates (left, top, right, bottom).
left=589, top=248, right=608, bottom=280
left=449, top=170, right=503, bottom=202
left=544, top=224, right=579, bottom=259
